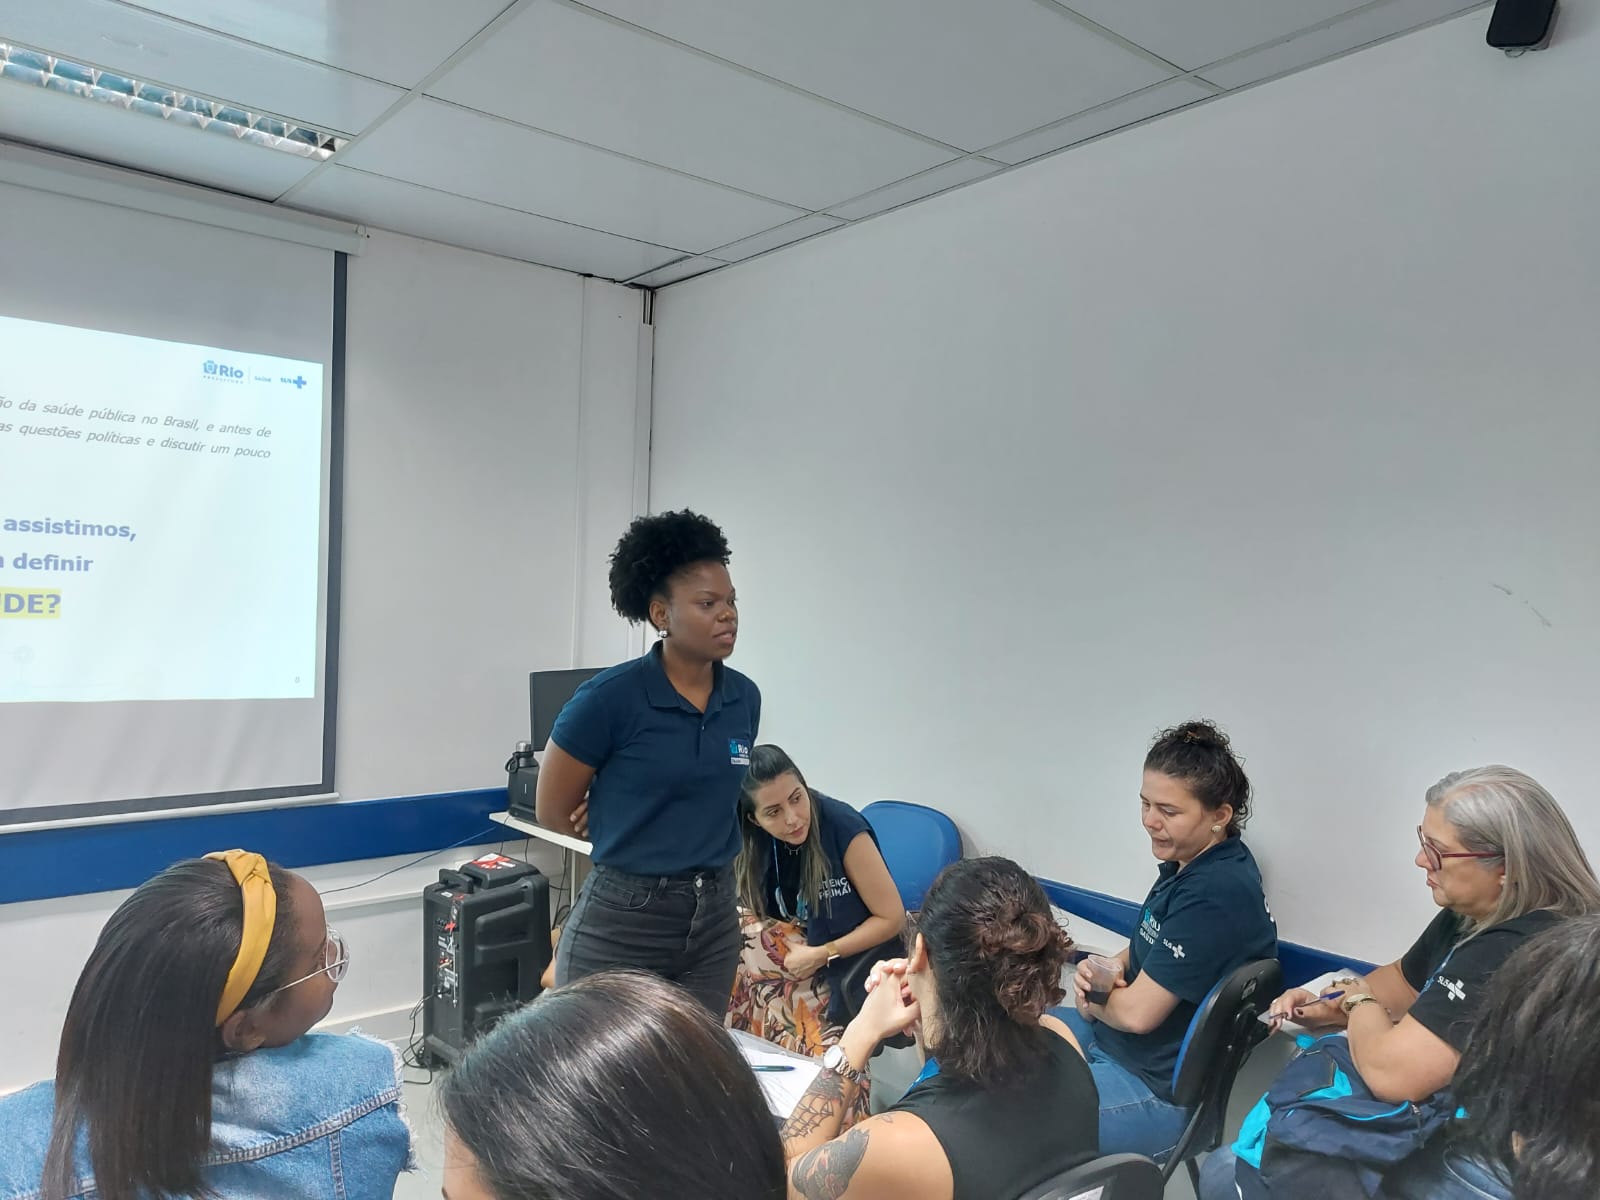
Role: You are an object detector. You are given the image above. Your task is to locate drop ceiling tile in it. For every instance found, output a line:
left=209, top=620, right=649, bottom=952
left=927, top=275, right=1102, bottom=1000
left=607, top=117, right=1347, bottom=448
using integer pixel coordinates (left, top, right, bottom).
left=0, top=78, right=320, bottom=199
left=0, top=0, right=405, bottom=132
left=335, top=98, right=807, bottom=253
left=1065, top=0, right=1369, bottom=70
left=1198, top=0, right=1487, bottom=89
left=824, top=157, right=1002, bottom=221
left=118, top=0, right=516, bottom=88
left=572, top=0, right=1173, bottom=150
left=704, top=213, right=843, bottom=262
left=289, top=166, right=684, bottom=280
left=628, top=256, right=727, bottom=287
left=984, top=78, right=1216, bottom=165
left=430, top=2, right=953, bottom=210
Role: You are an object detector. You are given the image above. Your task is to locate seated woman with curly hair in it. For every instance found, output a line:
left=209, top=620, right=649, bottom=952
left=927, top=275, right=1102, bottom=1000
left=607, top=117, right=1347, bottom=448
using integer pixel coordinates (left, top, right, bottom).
left=780, top=856, right=1099, bottom=1200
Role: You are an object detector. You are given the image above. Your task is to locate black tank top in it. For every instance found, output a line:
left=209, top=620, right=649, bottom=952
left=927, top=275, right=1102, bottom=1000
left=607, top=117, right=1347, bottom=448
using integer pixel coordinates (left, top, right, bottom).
left=889, top=1031, right=1099, bottom=1200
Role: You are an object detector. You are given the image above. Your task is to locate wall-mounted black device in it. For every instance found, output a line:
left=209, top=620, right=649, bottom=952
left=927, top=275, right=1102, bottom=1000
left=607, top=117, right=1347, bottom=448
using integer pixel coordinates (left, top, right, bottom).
left=1487, top=0, right=1557, bottom=52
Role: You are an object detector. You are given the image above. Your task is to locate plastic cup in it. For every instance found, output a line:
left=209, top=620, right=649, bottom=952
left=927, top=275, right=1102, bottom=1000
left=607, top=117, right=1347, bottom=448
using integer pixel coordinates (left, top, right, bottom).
left=1084, top=954, right=1123, bottom=1006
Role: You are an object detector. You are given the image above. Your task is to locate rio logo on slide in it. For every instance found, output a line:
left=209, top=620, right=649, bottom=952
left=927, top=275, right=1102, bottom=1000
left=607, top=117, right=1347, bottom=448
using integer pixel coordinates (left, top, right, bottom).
left=203, top=359, right=245, bottom=383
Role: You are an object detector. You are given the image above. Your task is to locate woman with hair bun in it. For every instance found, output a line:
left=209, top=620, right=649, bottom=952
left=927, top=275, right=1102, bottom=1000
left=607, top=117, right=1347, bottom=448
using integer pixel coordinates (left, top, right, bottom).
left=1059, top=719, right=1277, bottom=1164
left=780, top=856, right=1098, bottom=1200
left=537, top=510, right=759, bottom=1014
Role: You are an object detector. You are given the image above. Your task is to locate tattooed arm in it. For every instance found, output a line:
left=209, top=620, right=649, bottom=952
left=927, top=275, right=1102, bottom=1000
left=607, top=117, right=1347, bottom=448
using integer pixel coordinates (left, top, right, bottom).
left=781, top=957, right=948, bottom=1198
left=781, top=1022, right=878, bottom=1154
left=787, top=1114, right=952, bottom=1200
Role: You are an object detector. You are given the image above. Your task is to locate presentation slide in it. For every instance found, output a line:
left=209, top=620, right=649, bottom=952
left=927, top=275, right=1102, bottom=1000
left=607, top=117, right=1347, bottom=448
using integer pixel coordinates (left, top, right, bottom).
left=0, top=315, right=323, bottom=703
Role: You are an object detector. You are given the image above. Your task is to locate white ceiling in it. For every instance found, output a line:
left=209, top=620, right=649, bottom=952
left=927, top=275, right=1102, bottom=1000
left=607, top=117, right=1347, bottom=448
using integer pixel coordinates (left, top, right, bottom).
left=0, top=0, right=1488, bottom=287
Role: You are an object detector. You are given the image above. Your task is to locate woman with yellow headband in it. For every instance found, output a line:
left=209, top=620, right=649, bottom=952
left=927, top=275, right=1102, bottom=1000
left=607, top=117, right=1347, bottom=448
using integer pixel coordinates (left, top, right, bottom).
left=0, top=851, right=413, bottom=1200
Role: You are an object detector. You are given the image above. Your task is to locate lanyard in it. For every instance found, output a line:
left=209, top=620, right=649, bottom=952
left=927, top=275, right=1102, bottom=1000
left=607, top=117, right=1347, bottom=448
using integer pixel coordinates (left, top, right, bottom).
left=771, top=837, right=809, bottom=923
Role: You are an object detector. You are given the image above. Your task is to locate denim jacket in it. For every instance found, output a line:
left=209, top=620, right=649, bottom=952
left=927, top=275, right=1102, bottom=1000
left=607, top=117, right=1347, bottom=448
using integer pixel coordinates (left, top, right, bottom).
left=0, top=1031, right=414, bottom=1200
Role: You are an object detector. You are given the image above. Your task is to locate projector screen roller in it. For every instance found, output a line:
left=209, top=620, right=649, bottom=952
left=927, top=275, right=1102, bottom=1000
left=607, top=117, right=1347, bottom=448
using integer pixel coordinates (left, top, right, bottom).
left=0, top=177, right=341, bottom=823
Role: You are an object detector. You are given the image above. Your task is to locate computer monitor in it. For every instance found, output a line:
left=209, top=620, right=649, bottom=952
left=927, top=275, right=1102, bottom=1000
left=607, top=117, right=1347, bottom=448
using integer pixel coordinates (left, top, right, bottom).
left=529, top=668, right=602, bottom=749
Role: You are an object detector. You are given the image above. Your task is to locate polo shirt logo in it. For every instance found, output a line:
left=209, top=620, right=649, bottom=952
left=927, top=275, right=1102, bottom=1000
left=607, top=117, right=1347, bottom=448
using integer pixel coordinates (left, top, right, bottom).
left=728, top=739, right=751, bottom=766
left=1139, top=910, right=1161, bottom=944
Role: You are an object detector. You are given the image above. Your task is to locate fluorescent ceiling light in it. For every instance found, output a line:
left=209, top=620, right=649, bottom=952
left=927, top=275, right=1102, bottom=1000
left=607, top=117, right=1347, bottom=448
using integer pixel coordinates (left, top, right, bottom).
left=0, top=41, right=348, bottom=160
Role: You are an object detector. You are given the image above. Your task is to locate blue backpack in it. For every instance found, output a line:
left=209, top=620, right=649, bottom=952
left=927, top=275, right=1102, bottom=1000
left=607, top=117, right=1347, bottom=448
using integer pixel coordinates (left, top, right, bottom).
left=1232, top=1033, right=1452, bottom=1199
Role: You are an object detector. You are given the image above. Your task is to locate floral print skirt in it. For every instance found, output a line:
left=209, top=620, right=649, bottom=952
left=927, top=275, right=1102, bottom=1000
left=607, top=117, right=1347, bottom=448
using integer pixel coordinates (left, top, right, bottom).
left=725, top=912, right=871, bottom=1128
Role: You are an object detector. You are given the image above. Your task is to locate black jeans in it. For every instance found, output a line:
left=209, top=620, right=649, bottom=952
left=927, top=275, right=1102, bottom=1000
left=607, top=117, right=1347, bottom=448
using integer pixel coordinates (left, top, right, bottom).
left=554, top=863, right=741, bottom=1017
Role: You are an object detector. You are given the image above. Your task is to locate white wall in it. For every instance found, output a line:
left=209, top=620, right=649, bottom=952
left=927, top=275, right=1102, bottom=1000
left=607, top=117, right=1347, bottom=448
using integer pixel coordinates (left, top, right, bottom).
left=337, top=230, right=644, bottom=800
left=1, top=228, right=644, bottom=1090
left=649, top=5, right=1600, bottom=961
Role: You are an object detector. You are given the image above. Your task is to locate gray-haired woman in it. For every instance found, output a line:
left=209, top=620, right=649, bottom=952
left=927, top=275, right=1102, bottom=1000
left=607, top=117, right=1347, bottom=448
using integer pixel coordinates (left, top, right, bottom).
left=1199, top=765, right=1600, bottom=1200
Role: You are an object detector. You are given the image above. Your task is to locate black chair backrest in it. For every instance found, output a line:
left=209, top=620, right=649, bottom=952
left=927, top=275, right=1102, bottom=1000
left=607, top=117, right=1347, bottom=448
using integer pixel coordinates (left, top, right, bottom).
left=1013, top=1153, right=1164, bottom=1200
left=1169, top=957, right=1283, bottom=1154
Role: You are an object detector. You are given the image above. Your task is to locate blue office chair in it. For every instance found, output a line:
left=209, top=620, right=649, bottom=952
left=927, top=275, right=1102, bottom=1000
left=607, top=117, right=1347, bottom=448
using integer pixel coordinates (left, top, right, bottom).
left=859, top=800, right=963, bottom=911
left=839, top=801, right=962, bottom=1030
left=1163, top=957, right=1283, bottom=1189
left=1014, top=1153, right=1164, bottom=1200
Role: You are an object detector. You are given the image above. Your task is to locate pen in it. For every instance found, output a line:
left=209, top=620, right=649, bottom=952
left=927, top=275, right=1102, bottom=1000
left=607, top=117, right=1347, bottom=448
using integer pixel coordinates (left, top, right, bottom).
left=1266, top=991, right=1345, bottom=1025
left=752, top=1064, right=796, bottom=1072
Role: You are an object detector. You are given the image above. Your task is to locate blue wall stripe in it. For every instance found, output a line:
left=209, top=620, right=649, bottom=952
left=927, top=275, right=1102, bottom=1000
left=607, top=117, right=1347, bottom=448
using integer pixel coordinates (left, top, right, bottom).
left=1, top=804, right=1383, bottom=985
left=0, top=788, right=507, bottom=905
left=1039, top=877, right=1377, bottom=986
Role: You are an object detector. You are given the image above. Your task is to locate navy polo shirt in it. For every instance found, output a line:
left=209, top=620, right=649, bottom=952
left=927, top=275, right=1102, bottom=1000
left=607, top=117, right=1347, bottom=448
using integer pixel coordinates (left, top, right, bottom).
left=1093, top=837, right=1277, bottom=1101
left=548, top=643, right=760, bottom=876
left=761, top=793, right=902, bottom=1021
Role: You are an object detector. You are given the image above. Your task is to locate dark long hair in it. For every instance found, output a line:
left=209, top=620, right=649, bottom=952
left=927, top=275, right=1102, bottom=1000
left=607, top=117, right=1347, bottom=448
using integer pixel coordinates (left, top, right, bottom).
left=1453, top=914, right=1600, bottom=1200
left=916, top=857, right=1073, bottom=1087
left=42, top=858, right=301, bottom=1200
left=735, top=744, right=829, bottom=921
left=441, top=971, right=785, bottom=1200
left=1144, top=719, right=1253, bottom=837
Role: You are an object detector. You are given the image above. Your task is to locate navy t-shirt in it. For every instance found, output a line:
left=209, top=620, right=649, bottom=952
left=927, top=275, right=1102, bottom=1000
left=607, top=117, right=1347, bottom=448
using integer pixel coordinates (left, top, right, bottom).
left=1094, top=837, right=1278, bottom=1100
left=1399, top=907, right=1561, bottom=1052
left=760, top=793, right=902, bottom=1021
left=548, top=643, right=760, bottom=876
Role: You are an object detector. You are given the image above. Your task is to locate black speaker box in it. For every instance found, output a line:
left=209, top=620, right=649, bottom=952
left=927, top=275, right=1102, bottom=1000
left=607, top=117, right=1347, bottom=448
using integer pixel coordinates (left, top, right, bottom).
left=1487, top=0, right=1558, bottom=50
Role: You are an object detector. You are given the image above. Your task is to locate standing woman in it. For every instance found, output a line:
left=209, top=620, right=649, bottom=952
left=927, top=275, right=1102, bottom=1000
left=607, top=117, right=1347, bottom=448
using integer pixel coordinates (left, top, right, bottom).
left=727, top=744, right=904, bottom=1112
left=538, top=510, right=759, bottom=1015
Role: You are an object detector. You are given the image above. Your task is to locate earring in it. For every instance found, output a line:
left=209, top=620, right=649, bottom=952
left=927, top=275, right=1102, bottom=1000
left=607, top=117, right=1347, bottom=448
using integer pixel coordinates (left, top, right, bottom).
left=1211, top=825, right=1223, bottom=834
left=656, top=627, right=669, bottom=639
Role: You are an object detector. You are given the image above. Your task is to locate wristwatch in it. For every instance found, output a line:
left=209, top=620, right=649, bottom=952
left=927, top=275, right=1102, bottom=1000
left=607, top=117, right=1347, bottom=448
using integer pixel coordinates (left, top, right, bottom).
left=1341, top=993, right=1381, bottom=1015
left=821, top=1044, right=868, bottom=1088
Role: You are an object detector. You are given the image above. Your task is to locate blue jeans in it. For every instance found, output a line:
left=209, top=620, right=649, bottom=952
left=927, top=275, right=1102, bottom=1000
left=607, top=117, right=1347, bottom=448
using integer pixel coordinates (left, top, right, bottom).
left=1198, top=1140, right=1513, bottom=1200
left=1056, top=1008, right=1189, bottom=1164
left=1381, top=1140, right=1512, bottom=1200
left=556, top=863, right=742, bottom=1016
left=1198, top=1144, right=1242, bottom=1200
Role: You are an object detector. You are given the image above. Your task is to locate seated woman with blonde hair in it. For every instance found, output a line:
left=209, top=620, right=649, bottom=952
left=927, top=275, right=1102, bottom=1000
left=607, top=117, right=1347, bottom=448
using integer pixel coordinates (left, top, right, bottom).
left=727, top=745, right=904, bottom=1124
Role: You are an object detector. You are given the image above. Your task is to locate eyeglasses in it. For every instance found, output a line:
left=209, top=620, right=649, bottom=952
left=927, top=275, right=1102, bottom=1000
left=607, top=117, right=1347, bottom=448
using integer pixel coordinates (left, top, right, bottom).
left=270, top=926, right=349, bottom=995
left=1416, top=827, right=1501, bottom=873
